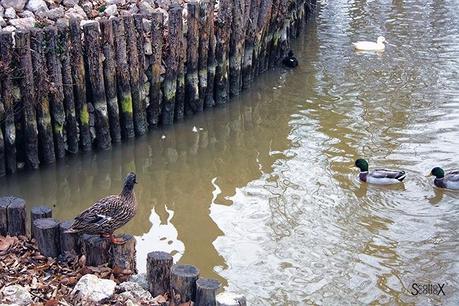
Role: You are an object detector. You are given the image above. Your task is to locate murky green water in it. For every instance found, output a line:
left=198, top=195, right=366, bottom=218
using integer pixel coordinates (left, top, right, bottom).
left=2, top=0, right=459, bottom=304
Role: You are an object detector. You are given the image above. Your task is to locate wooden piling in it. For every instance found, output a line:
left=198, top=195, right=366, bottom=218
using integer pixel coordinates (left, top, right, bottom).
left=0, top=32, right=17, bottom=174
left=162, top=5, right=182, bottom=125
left=110, top=233, right=136, bottom=272
left=146, top=251, right=173, bottom=297
left=253, top=0, right=273, bottom=76
left=196, top=278, right=221, bottom=306
left=0, top=196, right=26, bottom=236
left=198, top=0, right=211, bottom=109
left=0, top=199, right=7, bottom=235
left=31, top=206, right=52, bottom=238
left=15, top=31, right=40, bottom=169
left=170, top=264, right=200, bottom=304
left=125, top=16, right=147, bottom=136
left=33, top=218, right=60, bottom=258
left=100, top=19, right=122, bottom=143
left=83, top=22, right=112, bottom=150
left=205, top=1, right=217, bottom=108
left=113, top=17, right=135, bottom=138
left=229, top=0, right=245, bottom=97
left=242, top=0, right=261, bottom=89
left=185, top=1, right=201, bottom=115
left=82, top=234, right=111, bottom=266
left=30, top=29, right=56, bottom=165
left=59, top=220, right=81, bottom=255
left=57, top=25, right=79, bottom=154
left=175, top=8, right=186, bottom=120
left=214, top=0, right=233, bottom=105
left=69, top=18, right=92, bottom=152
left=147, top=12, right=164, bottom=127
left=0, top=113, right=4, bottom=177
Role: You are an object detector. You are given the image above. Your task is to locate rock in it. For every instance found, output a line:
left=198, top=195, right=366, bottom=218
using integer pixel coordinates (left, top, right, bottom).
left=0, top=6, right=4, bottom=18
left=56, top=17, right=69, bottom=26
left=81, top=1, right=93, bottom=15
left=0, top=16, right=6, bottom=27
left=65, top=4, right=87, bottom=20
left=26, top=0, right=49, bottom=13
left=216, top=292, right=247, bottom=306
left=0, top=285, right=33, bottom=306
left=72, top=274, right=116, bottom=303
left=106, top=0, right=126, bottom=5
left=18, top=10, right=35, bottom=18
left=117, top=281, right=153, bottom=304
left=0, top=0, right=28, bottom=12
left=9, top=17, right=35, bottom=29
left=138, top=2, right=155, bottom=15
left=4, top=7, right=15, bottom=19
left=129, top=273, right=149, bottom=291
left=63, top=0, right=78, bottom=8
left=43, top=7, right=65, bottom=20
left=2, top=25, right=15, bottom=31
left=104, top=4, right=117, bottom=16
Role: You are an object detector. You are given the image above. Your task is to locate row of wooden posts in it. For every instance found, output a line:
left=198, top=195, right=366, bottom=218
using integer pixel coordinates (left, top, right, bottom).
left=0, top=0, right=316, bottom=176
left=0, top=196, right=246, bottom=305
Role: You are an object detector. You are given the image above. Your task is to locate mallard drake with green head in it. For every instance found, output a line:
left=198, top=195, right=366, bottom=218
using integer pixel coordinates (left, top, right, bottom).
left=428, top=167, right=459, bottom=190
left=354, top=159, right=406, bottom=184
left=66, top=172, right=138, bottom=244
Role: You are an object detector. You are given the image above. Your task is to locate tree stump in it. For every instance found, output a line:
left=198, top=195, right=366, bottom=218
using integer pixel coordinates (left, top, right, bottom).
left=0, top=197, right=26, bottom=236
left=110, top=234, right=136, bottom=273
left=33, top=218, right=60, bottom=258
left=59, top=220, right=81, bottom=255
left=82, top=234, right=111, bottom=266
left=196, top=278, right=221, bottom=306
left=216, top=292, right=247, bottom=306
left=31, top=206, right=52, bottom=238
left=170, top=264, right=200, bottom=304
left=146, top=251, right=173, bottom=297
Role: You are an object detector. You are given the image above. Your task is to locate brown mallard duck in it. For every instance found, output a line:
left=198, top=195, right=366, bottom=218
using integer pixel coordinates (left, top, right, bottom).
left=66, top=172, right=138, bottom=244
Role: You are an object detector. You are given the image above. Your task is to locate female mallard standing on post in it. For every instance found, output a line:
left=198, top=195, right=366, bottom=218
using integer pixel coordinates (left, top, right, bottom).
left=66, top=172, right=138, bottom=244
left=428, top=167, right=459, bottom=190
left=354, top=159, right=406, bottom=184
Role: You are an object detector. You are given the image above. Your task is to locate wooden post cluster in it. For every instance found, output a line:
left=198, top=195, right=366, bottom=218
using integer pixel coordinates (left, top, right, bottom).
left=0, top=196, right=26, bottom=236
left=31, top=206, right=52, bottom=238
left=0, top=1, right=315, bottom=175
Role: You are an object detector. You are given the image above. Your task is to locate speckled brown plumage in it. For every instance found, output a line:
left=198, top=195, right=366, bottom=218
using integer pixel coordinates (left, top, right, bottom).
left=66, top=173, right=137, bottom=238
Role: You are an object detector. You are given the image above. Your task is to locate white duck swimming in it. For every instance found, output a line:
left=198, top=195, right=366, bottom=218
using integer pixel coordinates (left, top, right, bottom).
left=352, top=36, right=387, bottom=51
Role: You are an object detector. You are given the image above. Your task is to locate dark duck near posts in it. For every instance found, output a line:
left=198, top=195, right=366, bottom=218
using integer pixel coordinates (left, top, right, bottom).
left=428, top=167, right=459, bottom=190
left=282, top=50, right=298, bottom=68
left=65, top=172, right=138, bottom=244
left=354, top=159, right=406, bottom=185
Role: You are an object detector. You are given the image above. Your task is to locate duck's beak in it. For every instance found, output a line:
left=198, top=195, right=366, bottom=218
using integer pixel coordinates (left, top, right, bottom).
left=426, top=173, right=433, bottom=177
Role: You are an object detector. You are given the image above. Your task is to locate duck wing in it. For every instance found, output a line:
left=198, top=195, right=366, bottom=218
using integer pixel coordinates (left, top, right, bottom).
left=370, top=168, right=406, bottom=180
left=445, top=170, right=459, bottom=182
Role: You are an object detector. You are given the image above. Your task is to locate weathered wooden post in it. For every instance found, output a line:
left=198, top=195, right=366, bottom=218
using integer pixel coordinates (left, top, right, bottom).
left=196, top=278, right=221, bottom=306
left=100, top=19, right=122, bottom=143
left=162, top=5, right=181, bottom=125
left=170, top=264, right=200, bottom=304
left=175, top=7, right=186, bottom=120
left=229, top=0, right=245, bottom=97
left=147, top=12, right=164, bottom=127
left=69, top=18, right=92, bottom=152
left=113, top=17, right=135, bottom=139
left=216, top=292, right=247, bottom=306
left=15, top=31, right=40, bottom=169
left=253, top=0, right=273, bottom=76
left=186, top=1, right=201, bottom=115
left=30, top=29, right=56, bottom=165
left=0, top=115, right=4, bottom=177
left=84, top=22, right=112, bottom=150
left=198, top=0, right=211, bottom=109
left=82, top=235, right=111, bottom=266
left=59, top=220, right=81, bottom=255
left=242, top=0, right=261, bottom=89
left=205, top=0, right=216, bottom=108
left=57, top=25, right=79, bottom=154
left=0, top=198, right=7, bottom=235
left=110, top=234, right=136, bottom=272
left=31, top=206, right=52, bottom=238
left=0, top=197, right=25, bottom=236
left=0, top=33, right=17, bottom=174
left=146, top=251, right=173, bottom=297
left=33, top=218, right=60, bottom=258
left=214, top=0, right=233, bottom=105
left=125, top=15, right=147, bottom=136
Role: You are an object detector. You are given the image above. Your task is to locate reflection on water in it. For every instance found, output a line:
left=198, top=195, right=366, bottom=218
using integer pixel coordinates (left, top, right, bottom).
left=2, top=0, right=459, bottom=304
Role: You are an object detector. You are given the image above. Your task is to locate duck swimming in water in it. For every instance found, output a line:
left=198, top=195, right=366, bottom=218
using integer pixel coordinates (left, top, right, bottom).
left=66, top=172, right=138, bottom=244
left=428, top=167, right=459, bottom=190
left=352, top=36, right=387, bottom=51
left=282, top=50, right=298, bottom=68
left=355, top=159, right=406, bottom=185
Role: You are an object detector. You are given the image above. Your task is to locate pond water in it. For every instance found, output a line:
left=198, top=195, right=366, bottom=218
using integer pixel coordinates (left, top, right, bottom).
left=2, top=0, right=459, bottom=304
